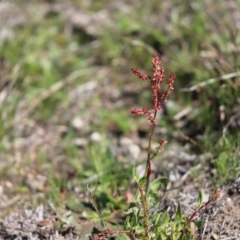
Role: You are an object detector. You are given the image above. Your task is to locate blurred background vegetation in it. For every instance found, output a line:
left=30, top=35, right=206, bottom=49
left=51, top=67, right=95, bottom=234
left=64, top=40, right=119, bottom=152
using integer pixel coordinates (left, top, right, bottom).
left=0, top=0, right=240, bottom=237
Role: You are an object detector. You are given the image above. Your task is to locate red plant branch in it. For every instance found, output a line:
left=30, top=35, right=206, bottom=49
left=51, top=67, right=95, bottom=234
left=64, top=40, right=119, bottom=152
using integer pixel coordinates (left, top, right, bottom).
left=179, top=189, right=221, bottom=240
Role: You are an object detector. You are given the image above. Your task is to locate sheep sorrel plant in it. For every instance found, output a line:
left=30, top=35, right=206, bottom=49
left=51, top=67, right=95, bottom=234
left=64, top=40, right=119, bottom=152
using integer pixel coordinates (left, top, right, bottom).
left=124, top=55, right=176, bottom=239
left=92, top=55, right=175, bottom=240
left=92, top=56, right=221, bottom=240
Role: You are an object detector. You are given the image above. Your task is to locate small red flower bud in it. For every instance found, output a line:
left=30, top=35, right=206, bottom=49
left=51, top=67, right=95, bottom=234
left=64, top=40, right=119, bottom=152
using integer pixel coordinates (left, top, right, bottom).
left=159, top=139, right=168, bottom=150
left=146, top=163, right=152, bottom=179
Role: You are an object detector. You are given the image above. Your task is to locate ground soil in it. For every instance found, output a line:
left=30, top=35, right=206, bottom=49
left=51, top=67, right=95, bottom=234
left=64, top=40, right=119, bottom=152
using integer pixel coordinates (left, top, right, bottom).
left=1, top=1, right=240, bottom=240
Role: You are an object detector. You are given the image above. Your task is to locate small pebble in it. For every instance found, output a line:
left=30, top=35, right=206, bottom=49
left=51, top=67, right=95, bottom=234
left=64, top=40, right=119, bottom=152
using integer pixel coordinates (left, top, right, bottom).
left=90, top=132, right=101, bottom=142
left=128, top=144, right=141, bottom=160
left=211, top=233, right=218, bottom=240
left=72, top=116, right=84, bottom=130
left=74, top=138, right=88, bottom=147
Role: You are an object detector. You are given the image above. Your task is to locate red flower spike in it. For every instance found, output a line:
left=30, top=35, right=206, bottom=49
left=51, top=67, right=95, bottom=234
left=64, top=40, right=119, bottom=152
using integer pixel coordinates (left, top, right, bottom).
left=161, top=72, right=176, bottom=103
left=131, top=68, right=148, bottom=80
left=131, top=55, right=175, bottom=123
left=152, top=55, right=161, bottom=75
left=131, top=108, right=150, bottom=116
left=159, top=139, right=168, bottom=150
